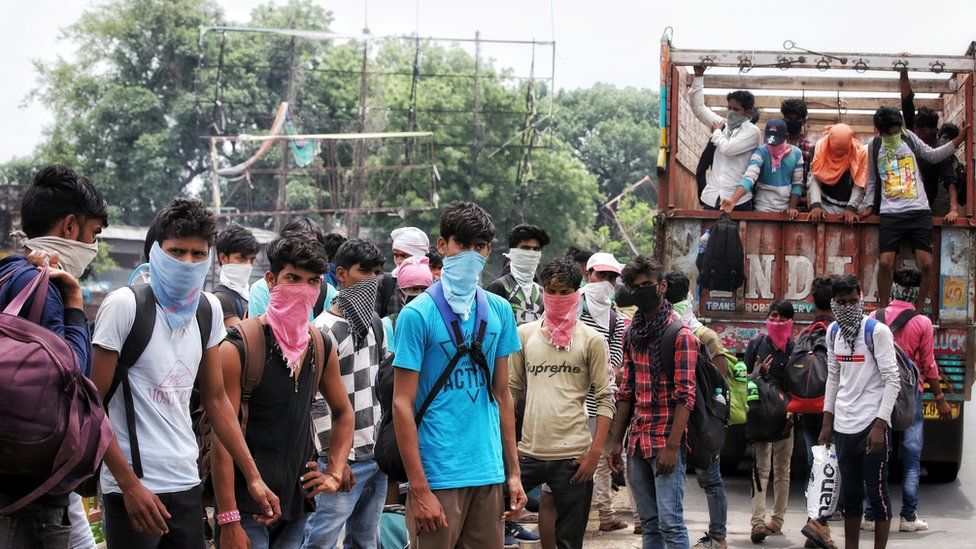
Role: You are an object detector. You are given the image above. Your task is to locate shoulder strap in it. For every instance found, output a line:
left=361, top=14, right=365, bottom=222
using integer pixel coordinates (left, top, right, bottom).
left=214, top=285, right=245, bottom=319
left=876, top=307, right=886, bottom=324
left=888, top=309, right=918, bottom=334
left=309, top=326, right=328, bottom=394
left=661, top=319, right=685, bottom=379
left=425, top=282, right=489, bottom=348
left=609, top=309, right=619, bottom=337
left=237, top=316, right=267, bottom=435
left=105, top=284, right=158, bottom=479
left=871, top=137, right=882, bottom=211
left=371, top=313, right=385, bottom=351
left=313, top=283, right=329, bottom=318
left=864, top=317, right=877, bottom=354
left=196, top=292, right=214, bottom=354
left=829, top=321, right=839, bottom=345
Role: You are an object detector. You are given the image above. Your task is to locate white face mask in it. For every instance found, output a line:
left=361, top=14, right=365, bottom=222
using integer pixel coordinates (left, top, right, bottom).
left=583, top=280, right=615, bottom=329
left=24, top=236, right=99, bottom=279
left=219, top=263, right=253, bottom=300
left=506, top=248, right=542, bottom=292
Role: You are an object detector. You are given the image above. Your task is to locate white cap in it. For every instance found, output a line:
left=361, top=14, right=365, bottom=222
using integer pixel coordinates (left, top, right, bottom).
left=390, top=227, right=429, bottom=257
left=586, top=252, right=623, bottom=274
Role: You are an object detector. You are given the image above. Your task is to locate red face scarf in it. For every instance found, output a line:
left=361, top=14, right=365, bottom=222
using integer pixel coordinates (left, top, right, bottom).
left=266, top=281, right=321, bottom=375
left=542, top=291, right=582, bottom=350
left=767, top=142, right=792, bottom=171
left=766, top=319, right=794, bottom=352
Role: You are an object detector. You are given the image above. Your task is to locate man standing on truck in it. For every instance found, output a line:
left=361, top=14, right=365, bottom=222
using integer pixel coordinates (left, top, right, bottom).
left=781, top=99, right=815, bottom=184
left=808, top=124, right=870, bottom=224
left=608, top=255, right=698, bottom=549
left=865, top=106, right=967, bottom=310
left=862, top=267, right=951, bottom=535
left=819, top=275, right=900, bottom=549
left=691, top=65, right=762, bottom=211
left=721, top=119, right=805, bottom=219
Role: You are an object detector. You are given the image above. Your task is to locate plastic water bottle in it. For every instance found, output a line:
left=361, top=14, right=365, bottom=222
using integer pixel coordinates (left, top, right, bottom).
left=732, top=360, right=748, bottom=380
left=698, top=229, right=711, bottom=254
left=746, top=380, right=760, bottom=402
left=714, top=387, right=727, bottom=406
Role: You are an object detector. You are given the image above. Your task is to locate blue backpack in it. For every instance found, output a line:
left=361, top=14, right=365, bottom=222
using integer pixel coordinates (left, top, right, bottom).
left=829, top=317, right=919, bottom=431
left=374, top=282, right=491, bottom=482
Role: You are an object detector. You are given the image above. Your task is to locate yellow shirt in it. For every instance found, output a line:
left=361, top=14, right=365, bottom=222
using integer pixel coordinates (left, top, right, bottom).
left=509, top=320, right=614, bottom=460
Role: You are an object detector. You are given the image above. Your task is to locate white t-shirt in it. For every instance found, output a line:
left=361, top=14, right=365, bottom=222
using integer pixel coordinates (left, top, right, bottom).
left=93, top=289, right=226, bottom=495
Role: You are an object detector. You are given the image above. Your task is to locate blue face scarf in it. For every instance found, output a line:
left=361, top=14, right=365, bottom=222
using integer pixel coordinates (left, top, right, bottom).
left=148, top=242, right=212, bottom=333
left=440, top=250, right=487, bottom=320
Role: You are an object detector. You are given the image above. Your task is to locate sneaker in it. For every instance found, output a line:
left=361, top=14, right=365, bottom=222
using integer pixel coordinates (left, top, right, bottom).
left=751, top=525, right=769, bottom=544
left=599, top=519, right=630, bottom=532
left=802, top=519, right=838, bottom=549
left=900, top=516, right=929, bottom=532
left=861, top=519, right=875, bottom=531
left=693, top=535, right=728, bottom=548
left=505, top=521, right=540, bottom=545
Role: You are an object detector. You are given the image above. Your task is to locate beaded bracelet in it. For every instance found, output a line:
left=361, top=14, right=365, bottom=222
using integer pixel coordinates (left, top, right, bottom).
left=216, top=509, right=242, bottom=526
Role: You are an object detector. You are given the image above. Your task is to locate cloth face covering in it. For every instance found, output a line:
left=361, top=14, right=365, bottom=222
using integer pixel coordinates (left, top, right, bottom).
left=396, top=255, right=434, bottom=289
left=811, top=124, right=868, bottom=187
left=24, top=236, right=98, bottom=279
left=726, top=111, right=748, bottom=132
left=266, top=281, right=320, bottom=375
left=220, top=263, right=253, bottom=300
left=543, top=290, right=581, bottom=350
left=148, top=242, right=212, bottom=333
left=881, top=133, right=902, bottom=155
left=631, top=285, right=661, bottom=314
left=507, top=248, right=542, bottom=296
left=891, top=283, right=920, bottom=304
left=831, top=298, right=864, bottom=350
left=335, top=276, right=380, bottom=350
left=440, top=250, right=487, bottom=320
left=786, top=119, right=804, bottom=138
left=766, top=319, right=794, bottom=351
left=767, top=142, right=792, bottom=171
left=582, top=280, right=615, bottom=330
left=672, top=296, right=703, bottom=332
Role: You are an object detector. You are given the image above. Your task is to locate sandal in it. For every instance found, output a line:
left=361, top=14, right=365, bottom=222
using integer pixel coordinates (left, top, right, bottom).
left=599, top=519, right=630, bottom=532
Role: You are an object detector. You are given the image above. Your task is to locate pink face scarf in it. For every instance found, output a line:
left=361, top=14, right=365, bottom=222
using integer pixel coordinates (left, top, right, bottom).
left=265, top=281, right=321, bottom=375
left=766, top=319, right=794, bottom=351
left=767, top=142, right=792, bottom=171
left=542, top=291, right=582, bottom=350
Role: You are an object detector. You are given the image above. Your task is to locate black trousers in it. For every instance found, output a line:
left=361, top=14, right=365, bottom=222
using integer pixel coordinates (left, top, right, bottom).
left=835, top=426, right=892, bottom=522
left=519, top=456, right=593, bottom=549
left=103, top=484, right=205, bottom=549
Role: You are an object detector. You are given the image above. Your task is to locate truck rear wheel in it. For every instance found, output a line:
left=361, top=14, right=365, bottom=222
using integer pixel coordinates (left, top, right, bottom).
left=924, top=461, right=960, bottom=483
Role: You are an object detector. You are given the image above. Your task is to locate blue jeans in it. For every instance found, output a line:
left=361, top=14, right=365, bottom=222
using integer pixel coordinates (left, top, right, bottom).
left=217, top=516, right=307, bottom=549
left=303, top=459, right=388, bottom=549
left=628, top=449, right=690, bottom=549
left=695, top=457, right=727, bottom=541
left=865, top=391, right=923, bottom=522
left=0, top=496, right=70, bottom=549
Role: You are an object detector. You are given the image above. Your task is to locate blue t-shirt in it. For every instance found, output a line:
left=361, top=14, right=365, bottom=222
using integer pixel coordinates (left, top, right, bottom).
left=248, top=277, right=337, bottom=320
left=393, top=291, right=521, bottom=491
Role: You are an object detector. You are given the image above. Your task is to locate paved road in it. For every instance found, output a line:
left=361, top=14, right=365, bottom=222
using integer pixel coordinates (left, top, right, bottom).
left=579, top=405, right=976, bottom=548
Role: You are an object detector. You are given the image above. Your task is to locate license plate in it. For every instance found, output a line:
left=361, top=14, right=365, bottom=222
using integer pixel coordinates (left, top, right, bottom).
left=922, top=401, right=960, bottom=420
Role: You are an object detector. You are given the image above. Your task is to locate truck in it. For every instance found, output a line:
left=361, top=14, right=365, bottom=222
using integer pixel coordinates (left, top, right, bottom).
left=654, top=33, right=976, bottom=481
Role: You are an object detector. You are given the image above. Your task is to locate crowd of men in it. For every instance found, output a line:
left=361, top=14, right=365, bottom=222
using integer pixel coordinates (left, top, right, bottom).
left=0, top=64, right=963, bottom=549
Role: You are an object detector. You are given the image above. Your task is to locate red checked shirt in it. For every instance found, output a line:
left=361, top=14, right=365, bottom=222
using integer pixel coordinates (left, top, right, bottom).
left=617, top=311, right=698, bottom=459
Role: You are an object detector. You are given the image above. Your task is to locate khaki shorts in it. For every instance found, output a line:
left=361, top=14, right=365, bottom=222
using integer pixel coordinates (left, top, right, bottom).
left=407, top=483, right=504, bottom=548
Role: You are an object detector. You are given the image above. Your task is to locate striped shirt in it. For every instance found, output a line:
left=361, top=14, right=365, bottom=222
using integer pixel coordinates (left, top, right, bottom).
left=617, top=311, right=698, bottom=459
left=739, top=146, right=804, bottom=212
left=581, top=308, right=623, bottom=418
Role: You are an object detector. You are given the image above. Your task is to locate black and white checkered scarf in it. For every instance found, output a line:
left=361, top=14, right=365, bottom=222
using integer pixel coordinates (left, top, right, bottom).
left=830, top=299, right=863, bottom=350
left=335, top=276, right=379, bottom=350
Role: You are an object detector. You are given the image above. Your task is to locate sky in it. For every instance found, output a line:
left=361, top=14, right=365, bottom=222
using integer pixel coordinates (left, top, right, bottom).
left=2, top=0, right=975, bottom=163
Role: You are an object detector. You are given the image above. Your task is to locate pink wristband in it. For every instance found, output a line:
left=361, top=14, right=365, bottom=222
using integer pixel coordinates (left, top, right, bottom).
left=216, top=510, right=241, bottom=526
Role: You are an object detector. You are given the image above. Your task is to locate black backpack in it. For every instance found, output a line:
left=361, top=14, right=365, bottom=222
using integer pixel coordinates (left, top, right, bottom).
left=78, top=284, right=215, bottom=497
left=785, top=322, right=830, bottom=415
left=374, top=283, right=491, bottom=482
left=696, top=212, right=745, bottom=292
left=745, top=369, right=792, bottom=443
left=632, top=320, right=730, bottom=469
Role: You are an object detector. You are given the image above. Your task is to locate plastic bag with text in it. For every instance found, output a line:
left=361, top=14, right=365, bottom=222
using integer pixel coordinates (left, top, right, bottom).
left=806, top=444, right=841, bottom=519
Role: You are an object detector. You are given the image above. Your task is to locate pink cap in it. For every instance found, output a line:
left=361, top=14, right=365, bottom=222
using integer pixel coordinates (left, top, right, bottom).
left=586, top=252, right=623, bottom=274
left=397, top=255, right=434, bottom=289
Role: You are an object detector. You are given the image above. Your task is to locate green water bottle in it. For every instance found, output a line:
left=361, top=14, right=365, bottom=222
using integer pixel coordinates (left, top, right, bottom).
left=732, top=360, right=748, bottom=380
left=746, top=380, right=759, bottom=402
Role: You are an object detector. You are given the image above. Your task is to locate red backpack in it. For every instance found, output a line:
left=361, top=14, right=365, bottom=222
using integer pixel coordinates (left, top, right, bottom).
left=0, top=267, right=113, bottom=514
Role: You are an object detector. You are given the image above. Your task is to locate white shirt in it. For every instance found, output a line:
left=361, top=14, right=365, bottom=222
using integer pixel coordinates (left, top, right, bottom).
left=93, top=289, right=226, bottom=494
left=690, top=75, right=762, bottom=207
left=823, top=317, right=901, bottom=434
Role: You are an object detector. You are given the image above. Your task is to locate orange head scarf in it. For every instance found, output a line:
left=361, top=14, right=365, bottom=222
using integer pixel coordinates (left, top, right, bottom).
left=810, top=124, right=868, bottom=188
